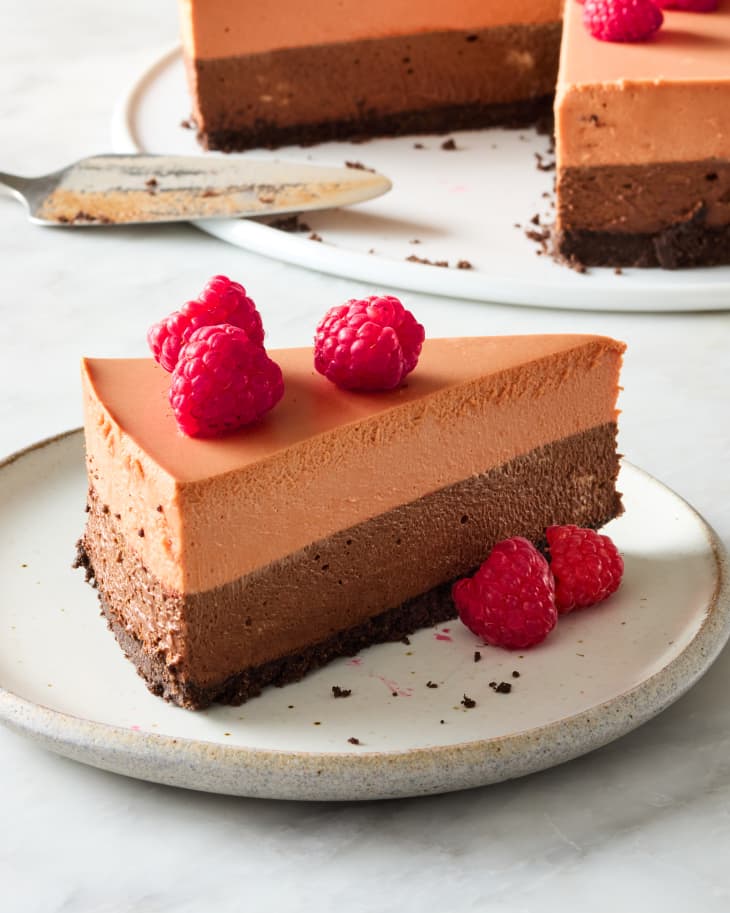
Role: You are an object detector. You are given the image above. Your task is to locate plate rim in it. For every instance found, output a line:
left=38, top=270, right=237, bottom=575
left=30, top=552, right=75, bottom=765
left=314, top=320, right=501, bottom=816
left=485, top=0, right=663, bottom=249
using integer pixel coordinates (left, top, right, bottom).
left=1, top=429, right=728, bottom=800
left=110, top=45, right=730, bottom=314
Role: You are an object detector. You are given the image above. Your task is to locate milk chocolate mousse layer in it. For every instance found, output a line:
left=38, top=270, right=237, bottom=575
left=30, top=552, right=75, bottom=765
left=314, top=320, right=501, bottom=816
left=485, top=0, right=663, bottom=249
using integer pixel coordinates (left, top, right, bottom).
left=78, top=335, right=624, bottom=709
left=186, top=23, right=561, bottom=151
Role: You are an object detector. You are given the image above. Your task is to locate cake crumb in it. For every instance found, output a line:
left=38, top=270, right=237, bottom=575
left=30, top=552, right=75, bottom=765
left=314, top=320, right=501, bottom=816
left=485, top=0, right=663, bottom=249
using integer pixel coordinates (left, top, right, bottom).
left=426, top=680, right=438, bottom=689
left=348, top=737, right=361, bottom=745
left=461, top=694, right=476, bottom=709
left=309, top=232, right=323, bottom=242
left=331, top=685, right=352, bottom=698
left=512, top=670, right=520, bottom=678
left=406, top=254, right=448, bottom=268
left=345, top=160, right=375, bottom=172
left=614, top=267, right=624, bottom=275
left=271, top=215, right=311, bottom=233
left=534, top=152, right=556, bottom=172
left=413, top=142, right=426, bottom=149
left=180, top=118, right=194, bottom=130
left=473, top=651, right=482, bottom=663
left=490, top=681, right=512, bottom=694
left=400, top=635, right=411, bottom=645
left=441, top=138, right=458, bottom=151
left=457, top=260, right=473, bottom=270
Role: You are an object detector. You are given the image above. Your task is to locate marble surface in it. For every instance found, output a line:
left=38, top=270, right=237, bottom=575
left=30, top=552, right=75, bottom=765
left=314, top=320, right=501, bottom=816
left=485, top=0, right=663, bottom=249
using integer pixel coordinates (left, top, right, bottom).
left=0, top=1, right=729, bottom=910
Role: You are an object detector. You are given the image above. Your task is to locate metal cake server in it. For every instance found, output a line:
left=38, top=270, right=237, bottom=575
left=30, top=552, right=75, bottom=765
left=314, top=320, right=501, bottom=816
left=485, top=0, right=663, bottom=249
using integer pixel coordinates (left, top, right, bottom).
left=0, top=154, right=392, bottom=226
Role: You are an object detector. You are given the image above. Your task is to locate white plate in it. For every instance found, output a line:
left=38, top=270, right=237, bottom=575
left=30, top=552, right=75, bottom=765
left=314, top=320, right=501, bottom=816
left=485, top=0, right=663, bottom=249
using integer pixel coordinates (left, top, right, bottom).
left=0, top=431, right=728, bottom=800
left=111, top=47, right=730, bottom=313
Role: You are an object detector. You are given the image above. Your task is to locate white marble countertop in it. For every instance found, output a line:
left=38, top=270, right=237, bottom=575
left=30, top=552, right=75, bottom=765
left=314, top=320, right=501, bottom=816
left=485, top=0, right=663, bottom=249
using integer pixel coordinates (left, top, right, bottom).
left=1, top=1, right=729, bottom=910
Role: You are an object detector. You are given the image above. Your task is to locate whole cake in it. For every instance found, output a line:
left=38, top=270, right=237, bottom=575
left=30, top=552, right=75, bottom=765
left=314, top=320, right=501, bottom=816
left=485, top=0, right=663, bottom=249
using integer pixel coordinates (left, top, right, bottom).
left=179, top=0, right=730, bottom=269
left=76, top=333, right=625, bottom=709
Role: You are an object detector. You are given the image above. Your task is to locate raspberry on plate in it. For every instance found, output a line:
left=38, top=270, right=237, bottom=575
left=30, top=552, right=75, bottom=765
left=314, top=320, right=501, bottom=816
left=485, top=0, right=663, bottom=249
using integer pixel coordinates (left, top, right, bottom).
left=148, top=275, right=264, bottom=373
left=314, top=295, right=425, bottom=391
left=170, top=324, right=284, bottom=437
left=583, top=0, right=664, bottom=42
left=546, top=525, right=624, bottom=614
left=452, top=537, right=557, bottom=650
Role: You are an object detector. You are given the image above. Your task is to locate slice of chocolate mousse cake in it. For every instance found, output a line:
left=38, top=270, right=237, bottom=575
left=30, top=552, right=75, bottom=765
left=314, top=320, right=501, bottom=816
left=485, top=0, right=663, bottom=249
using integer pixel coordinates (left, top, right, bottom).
left=179, top=0, right=563, bottom=150
left=77, top=335, right=624, bottom=709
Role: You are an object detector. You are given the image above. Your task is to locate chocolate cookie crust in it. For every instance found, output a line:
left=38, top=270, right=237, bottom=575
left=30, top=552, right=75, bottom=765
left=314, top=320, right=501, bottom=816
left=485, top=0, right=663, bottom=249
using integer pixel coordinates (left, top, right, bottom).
left=555, top=160, right=730, bottom=268
left=77, top=423, right=621, bottom=709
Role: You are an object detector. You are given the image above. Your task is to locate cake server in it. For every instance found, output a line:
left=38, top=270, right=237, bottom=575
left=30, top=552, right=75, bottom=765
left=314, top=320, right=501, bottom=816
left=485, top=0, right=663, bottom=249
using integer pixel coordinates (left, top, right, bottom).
left=0, top=154, right=392, bottom=226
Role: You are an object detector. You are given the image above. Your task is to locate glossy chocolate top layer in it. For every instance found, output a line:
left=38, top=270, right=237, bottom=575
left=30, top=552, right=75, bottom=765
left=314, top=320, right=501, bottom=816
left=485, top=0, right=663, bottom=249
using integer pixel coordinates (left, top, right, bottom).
left=180, top=0, right=561, bottom=58
left=82, top=336, right=624, bottom=593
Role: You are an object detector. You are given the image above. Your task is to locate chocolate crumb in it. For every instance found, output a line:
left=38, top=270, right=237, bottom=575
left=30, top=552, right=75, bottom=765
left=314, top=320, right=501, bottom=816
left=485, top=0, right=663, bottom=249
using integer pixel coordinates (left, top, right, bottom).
left=457, top=260, right=473, bottom=270
left=138, top=529, right=145, bottom=538
left=201, top=189, right=219, bottom=198
left=534, top=152, right=556, bottom=172
left=441, top=138, right=458, bottom=151
left=530, top=213, right=541, bottom=226
left=348, top=737, right=361, bottom=745
left=426, top=680, right=438, bottom=689
left=392, top=691, right=398, bottom=697
left=512, top=670, right=520, bottom=678
left=409, top=239, right=421, bottom=245
left=401, top=635, right=411, bottom=645
left=473, top=651, right=482, bottom=663
left=287, top=705, right=294, bottom=709
left=309, top=232, right=323, bottom=242
left=271, top=215, right=311, bottom=233
left=313, top=721, right=321, bottom=725
left=332, top=685, right=352, bottom=698
left=413, top=142, right=425, bottom=149
left=440, top=719, right=445, bottom=724
left=406, top=254, right=448, bottom=268
left=145, top=177, right=158, bottom=188
left=180, top=119, right=194, bottom=130
left=156, top=505, right=163, bottom=512
left=461, top=694, right=476, bottom=709
left=345, top=160, right=375, bottom=172
left=490, top=681, right=512, bottom=694
left=614, top=267, right=623, bottom=275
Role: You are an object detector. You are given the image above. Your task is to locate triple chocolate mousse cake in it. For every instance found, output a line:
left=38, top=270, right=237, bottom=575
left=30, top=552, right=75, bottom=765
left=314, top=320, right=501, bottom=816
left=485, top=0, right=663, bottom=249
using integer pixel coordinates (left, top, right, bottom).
left=179, top=0, right=730, bottom=269
left=77, top=335, right=625, bottom=709
left=179, top=0, right=563, bottom=150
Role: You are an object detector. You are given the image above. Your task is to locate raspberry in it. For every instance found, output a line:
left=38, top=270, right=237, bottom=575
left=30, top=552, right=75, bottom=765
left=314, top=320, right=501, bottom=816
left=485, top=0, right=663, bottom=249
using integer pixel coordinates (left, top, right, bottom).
left=452, top=538, right=557, bottom=650
left=656, top=0, right=716, bottom=8
left=583, top=0, right=663, bottom=41
left=546, top=525, right=624, bottom=614
left=314, top=295, right=425, bottom=391
left=148, top=275, right=264, bottom=372
left=170, top=324, right=284, bottom=437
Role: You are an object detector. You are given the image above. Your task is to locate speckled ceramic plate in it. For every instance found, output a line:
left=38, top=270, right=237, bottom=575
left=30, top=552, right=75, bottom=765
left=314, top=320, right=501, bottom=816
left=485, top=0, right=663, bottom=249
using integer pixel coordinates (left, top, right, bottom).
left=110, top=47, right=730, bottom=313
left=0, top=431, right=728, bottom=801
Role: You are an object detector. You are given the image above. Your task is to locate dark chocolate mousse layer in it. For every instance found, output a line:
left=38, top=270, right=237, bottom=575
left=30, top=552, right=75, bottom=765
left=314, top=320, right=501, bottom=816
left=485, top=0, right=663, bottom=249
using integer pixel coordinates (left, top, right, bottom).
left=555, top=160, right=730, bottom=268
left=188, top=23, right=561, bottom=151
left=77, top=423, right=621, bottom=709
